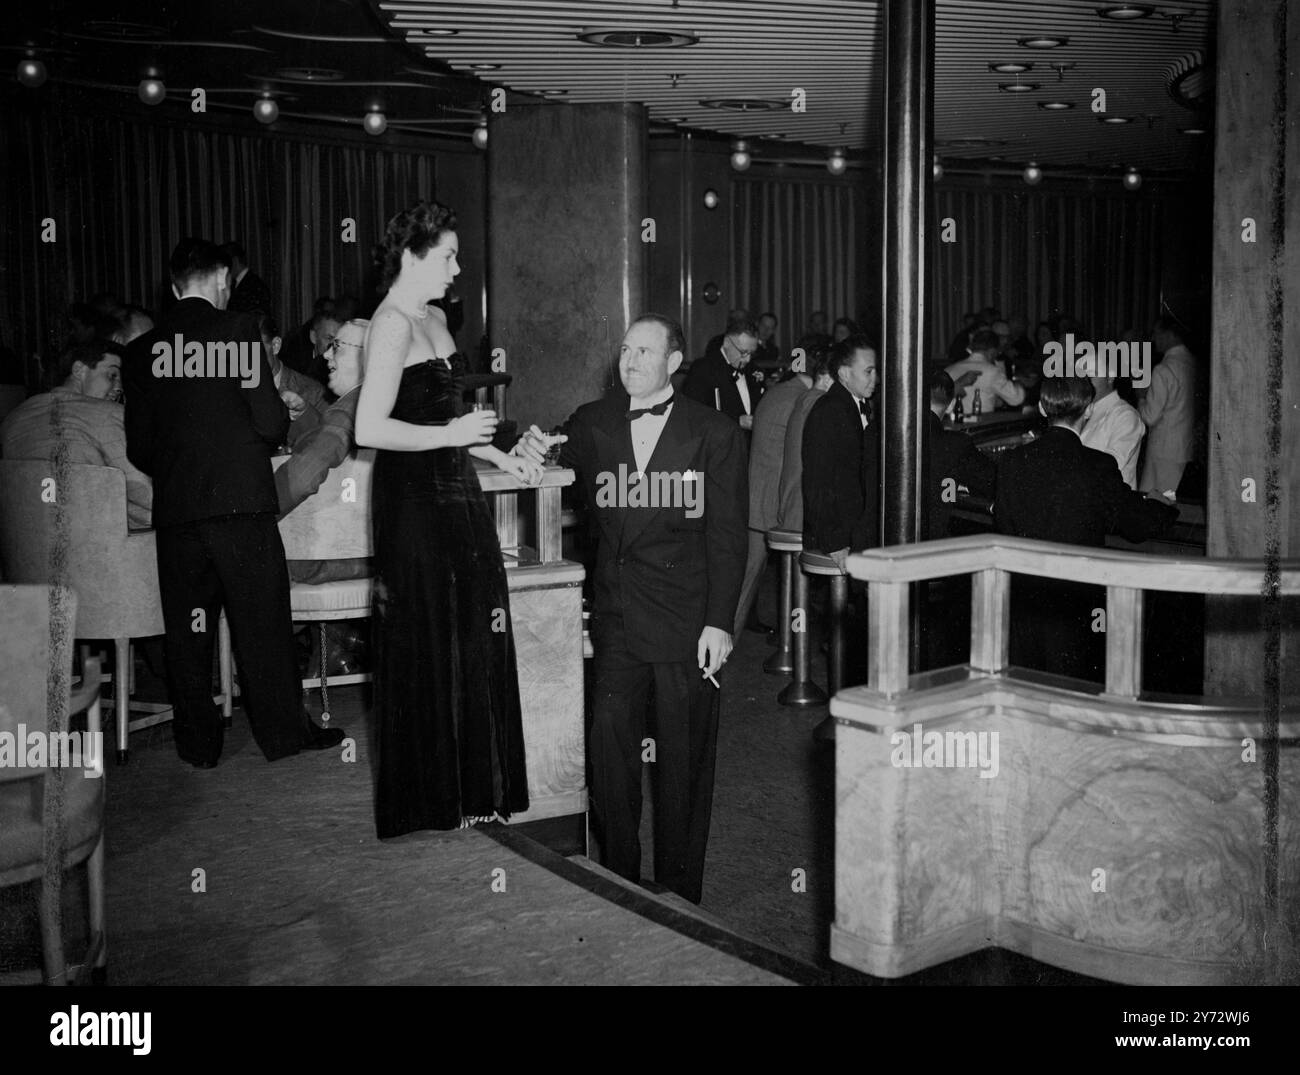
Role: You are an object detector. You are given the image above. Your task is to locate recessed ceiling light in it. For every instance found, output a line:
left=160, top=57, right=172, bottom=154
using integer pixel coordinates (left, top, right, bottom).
left=414, top=29, right=459, bottom=37
left=274, top=67, right=344, bottom=82
left=537, top=89, right=568, bottom=96
left=1038, top=101, right=1075, bottom=110
left=1097, top=4, right=1156, bottom=19
left=577, top=28, right=699, bottom=47
left=698, top=97, right=789, bottom=112
left=989, top=62, right=1033, bottom=74
left=1100, top=115, right=1133, bottom=124
left=1017, top=36, right=1069, bottom=49
left=999, top=81, right=1041, bottom=93
left=1180, top=126, right=1207, bottom=134
left=469, top=63, right=501, bottom=71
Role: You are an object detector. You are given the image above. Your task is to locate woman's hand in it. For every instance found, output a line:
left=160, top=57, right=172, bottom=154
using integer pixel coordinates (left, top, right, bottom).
left=279, top=388, right=307, bottom=422
left=499, top=454, right=544, bottom=486
left=444, top=409, right=498, bottom=447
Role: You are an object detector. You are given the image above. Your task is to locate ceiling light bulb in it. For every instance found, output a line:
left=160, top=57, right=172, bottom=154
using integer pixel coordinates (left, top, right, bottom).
left=932, top=155, right=943, bottom=180
left=472, top=121, right=488, bottom=149
left=827, top=149, right=847, bottom=176
left=730, top=139, right=751, bottom=172
left=1123, top=166, right=1143, bottom=191
left=1023, top=161, right=1043, bottom=185
left=138, top=78, right=166, bottom=105
left=363, top=109, right=387, bottom=136
left=253, top=97, right=279, bottom=124
left=703, top=188, right=719, bottom=210
left=1097, top=4, right=1156, bottom=19
left=16, top=58, right=47, bottom=88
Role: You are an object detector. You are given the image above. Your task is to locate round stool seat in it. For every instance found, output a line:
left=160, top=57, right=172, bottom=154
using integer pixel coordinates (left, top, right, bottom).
left=767, top=527, right=803, bottom=553
left=799, top=549, right=846, bottom=576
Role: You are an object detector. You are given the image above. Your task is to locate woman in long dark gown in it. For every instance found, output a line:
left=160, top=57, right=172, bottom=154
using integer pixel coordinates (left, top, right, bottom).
left=356, top=201, right=542, bottom=837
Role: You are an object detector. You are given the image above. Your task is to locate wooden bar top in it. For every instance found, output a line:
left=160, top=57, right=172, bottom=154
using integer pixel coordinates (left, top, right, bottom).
left=473, top=460, right=575, bottom=492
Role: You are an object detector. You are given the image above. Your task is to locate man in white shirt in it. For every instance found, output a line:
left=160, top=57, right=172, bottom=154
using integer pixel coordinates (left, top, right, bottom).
left=944, top=329, right=1026, bottom=412
left=1137, top=318, right=1198, bottom=495
left=1081, top=372, right=1145, bottom=489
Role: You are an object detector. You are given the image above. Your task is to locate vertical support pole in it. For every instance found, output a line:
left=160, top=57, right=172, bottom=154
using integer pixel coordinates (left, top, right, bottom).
left=880, top=0, right=933, bottom=550
left=536, top=485, right=562, bottom=563
left=1104, top=585, right=1144, bottom=698
left=868, top=580, right=910, bottom=696
left=970, top=567, right=1009, bottom=673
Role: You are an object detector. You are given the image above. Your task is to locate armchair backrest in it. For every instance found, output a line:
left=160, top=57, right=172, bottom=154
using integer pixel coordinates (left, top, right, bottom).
left=273, top=448, right=375, bottom=561
left=0, top=584, right=75, bottom=784
left=0, top=460, right=161, bottom=638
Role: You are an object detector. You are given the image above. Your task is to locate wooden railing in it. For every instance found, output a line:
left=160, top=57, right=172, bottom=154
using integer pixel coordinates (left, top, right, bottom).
left=831, top=535, right=1300, bottom=985
left=849, top=534, right=1300, bottom=699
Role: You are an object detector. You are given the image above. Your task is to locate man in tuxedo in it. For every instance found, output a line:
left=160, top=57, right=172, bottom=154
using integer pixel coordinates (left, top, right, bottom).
left=221, top=241, right=274, bottom=318
left=995, top=375, right=1178, bottom=680
left=682, top=314, right=764, bottom=430
left=543, top=314, right=747, bottom=903
left=801, top=335, right=880, bottom=569
left=125, top=238, right=343, bottom=767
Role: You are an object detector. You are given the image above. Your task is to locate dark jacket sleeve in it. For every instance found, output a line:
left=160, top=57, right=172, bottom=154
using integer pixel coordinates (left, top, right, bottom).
left=802, top=397, right=858, bottom=553
left=680, top=362, right=718, bottom=409
left=123, top=338, right=156, bottom=475
left=955, top=436, right=997, bottom=499
left=1101, top=456, right=1178, bottom=542
left=247, top=339, right=291, bottom=448
left=275, top=399, right=355, bottom=517
left=703, top=419, right=749, bottom=632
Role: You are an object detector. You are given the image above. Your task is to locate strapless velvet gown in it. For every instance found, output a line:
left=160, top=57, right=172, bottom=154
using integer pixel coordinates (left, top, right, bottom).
left=371, top=354, right=529, bottom=837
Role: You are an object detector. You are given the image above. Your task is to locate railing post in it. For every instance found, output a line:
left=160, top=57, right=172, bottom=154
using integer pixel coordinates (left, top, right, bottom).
left=1105, top=585, right=1144, bottom=697
left=970, top=567, right=1009, bottom=673
left=536, top=485, right=562, bottom=563
left=495, top=492, right=519, bottom=554
left=869, top=580, right=910, bottom=695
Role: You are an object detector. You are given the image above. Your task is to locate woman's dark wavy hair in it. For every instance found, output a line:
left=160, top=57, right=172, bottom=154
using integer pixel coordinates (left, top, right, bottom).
left=374, top=200, right=457, bottom=293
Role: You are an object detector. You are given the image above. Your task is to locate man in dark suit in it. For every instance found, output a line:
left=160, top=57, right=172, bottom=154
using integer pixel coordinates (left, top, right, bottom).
left=125, top=238, right=343, bottom=767
left=682, top=314, right=764, bottom=430
left=995, top=375, right=1177, bottom=680
left=801, top=335, right=880, bottom=569
left=539, top=313, right=747, bottom=903
left=221, top=241, right=274, bottom=319
left=924, top=369, right=994, bottom=541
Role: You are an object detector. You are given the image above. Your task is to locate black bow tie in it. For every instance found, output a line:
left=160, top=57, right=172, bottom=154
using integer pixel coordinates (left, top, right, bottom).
left=730, top=367, right=743, bottom=381
left=858, top=398, right=870, bottom=416
left=626, top=394, right=674, bottom=421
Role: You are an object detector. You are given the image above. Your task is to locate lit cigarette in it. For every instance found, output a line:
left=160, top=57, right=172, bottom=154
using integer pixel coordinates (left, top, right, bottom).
left=706, top=673, right=720, bottom=688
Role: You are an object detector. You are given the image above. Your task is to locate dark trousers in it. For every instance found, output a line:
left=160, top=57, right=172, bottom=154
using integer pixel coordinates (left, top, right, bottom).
left=155, top=514, right=303, bottom=763
left=590, top=641, right=720, bottom=904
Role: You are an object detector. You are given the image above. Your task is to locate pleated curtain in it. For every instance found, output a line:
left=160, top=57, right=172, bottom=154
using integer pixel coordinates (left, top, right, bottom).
left=730, top=175, right=863, bottom=344
left=0, top=98, right=436, bottom=362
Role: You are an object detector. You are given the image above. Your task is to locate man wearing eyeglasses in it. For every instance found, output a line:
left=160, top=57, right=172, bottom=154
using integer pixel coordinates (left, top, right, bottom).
left=682, top=314, right=765, bottom=431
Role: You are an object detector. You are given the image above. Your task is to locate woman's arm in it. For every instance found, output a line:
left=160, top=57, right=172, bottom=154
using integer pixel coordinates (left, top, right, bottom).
left=355, top=310, right=494, bottom=451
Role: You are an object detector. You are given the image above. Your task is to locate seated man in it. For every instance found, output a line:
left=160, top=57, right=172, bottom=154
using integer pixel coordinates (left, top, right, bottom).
left=258, top=314, right=329, bottom=449
left=945, top=328, right=1026, bottom=413
left=994, top=375, right=1177, bottom=681
left=1080, top=369, right=1145, bottom=489
left=0, top=341, right=152, bottom=528
left=924, top=370, right=995, bottom=541
left=275, top=318, right=371, bottom=585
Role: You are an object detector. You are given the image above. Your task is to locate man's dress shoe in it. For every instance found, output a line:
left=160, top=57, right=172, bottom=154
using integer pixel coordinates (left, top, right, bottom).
left=300, top=721, right=345, bottom=750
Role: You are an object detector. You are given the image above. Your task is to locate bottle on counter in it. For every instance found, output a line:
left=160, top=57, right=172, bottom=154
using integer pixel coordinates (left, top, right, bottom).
left=972, top=388, right=983, bottom=419
left=952, top=391, right=964, bottom=423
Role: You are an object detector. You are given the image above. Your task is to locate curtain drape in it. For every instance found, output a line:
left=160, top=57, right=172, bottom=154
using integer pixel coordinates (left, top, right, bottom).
left=928, top=184, right=1164, bottom=358
left=731, top=175, right=863, bottom=349
left=1, top=97, right=437, bottom=363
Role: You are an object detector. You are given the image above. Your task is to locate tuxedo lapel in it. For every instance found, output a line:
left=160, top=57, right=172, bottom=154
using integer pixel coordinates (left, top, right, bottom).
left=590, top=408, right=636, bottom=551
left=620, top=401, right=703, bottom=552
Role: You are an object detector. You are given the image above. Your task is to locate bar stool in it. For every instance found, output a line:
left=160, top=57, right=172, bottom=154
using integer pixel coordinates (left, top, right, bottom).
left=763, top=527, right=801, bottom=676
left=778, top=543, right=828, bottom=709
left=799, top=549, right=849, bottom=738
